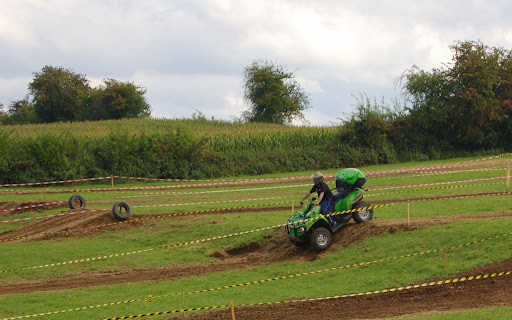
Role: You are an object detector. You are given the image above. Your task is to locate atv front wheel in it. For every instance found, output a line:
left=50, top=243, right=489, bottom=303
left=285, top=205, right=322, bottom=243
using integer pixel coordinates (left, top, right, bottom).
left=309, top=227, right=332, bottom=251
left=352, top=200, right=374, bottom=223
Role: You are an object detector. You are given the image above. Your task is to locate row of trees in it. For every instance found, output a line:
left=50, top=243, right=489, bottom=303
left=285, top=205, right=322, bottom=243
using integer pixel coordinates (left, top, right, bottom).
left=340, top=40, right=512, bottom=160
left=0, top=66, right=151, bottom=124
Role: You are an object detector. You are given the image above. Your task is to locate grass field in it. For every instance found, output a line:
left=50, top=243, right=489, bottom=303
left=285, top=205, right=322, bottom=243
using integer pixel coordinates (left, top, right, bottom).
left=0, top=154, right=511, bottom=319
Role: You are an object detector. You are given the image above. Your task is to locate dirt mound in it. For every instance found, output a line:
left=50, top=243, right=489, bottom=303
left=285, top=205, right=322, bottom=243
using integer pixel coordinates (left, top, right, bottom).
left=0, top=206, right=289, bottom=243
left=215, top=222, right=401, bottom=264
left=179, top=259, right=512, bottom=320
left=0, top=210, right=143, bottom=242
left=1, top=211, right=511, bottom=295
left=0, top=200, right=67, bottom=217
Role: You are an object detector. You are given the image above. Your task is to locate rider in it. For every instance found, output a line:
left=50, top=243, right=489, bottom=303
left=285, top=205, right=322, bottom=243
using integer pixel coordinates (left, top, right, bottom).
left=300, top=172, right=334, bottom=223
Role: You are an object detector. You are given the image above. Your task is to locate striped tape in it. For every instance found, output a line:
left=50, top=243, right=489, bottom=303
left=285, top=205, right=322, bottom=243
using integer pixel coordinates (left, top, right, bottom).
left=2, top=152, right=509, bottom=190
left=2, top=190, right=510, bottom=270
left=0, top=196, right=289, bottom=225
left=0, top=204, right=387, bottom=273
left=124, top=184, right=310, bottom=199
left=371, top=167, right=506, bottom=181
left=131, top=196, right=285, bottom=209
left=369, top=176, right=505, bottom=191
left=0, top=177, right=110, bottom=188
left=99, top=271, right=512, bottom=320
left=0, top=202, right=291, bottom=243
left=0, top=208, right=109, bottom=224
left=0, top=201, right=66, bottom=213
left=6, top=231, right=510, bottom=320
left=366, top=181, right=505, bottom=197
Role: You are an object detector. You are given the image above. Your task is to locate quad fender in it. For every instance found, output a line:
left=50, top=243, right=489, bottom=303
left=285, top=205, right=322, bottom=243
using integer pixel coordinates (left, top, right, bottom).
left=333, top=189, right=364, bottom=212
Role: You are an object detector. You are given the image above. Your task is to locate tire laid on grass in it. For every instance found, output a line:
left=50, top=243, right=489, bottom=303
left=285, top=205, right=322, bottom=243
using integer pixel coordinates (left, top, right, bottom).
left=112, top=201, right=131, bottom=221
left=309, top=227, right=332, bottom=251
left=69, top=194, right=86, bottom=209
left=352, top=200, right=374, bottom=223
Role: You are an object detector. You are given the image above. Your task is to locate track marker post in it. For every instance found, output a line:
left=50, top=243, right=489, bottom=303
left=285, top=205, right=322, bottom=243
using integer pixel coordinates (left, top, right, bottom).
left=111, top=175, right=114, bottom=191
left=292, top=202, right=294, bottom=215
left=230, top=300, right=236, bottom=320
left=507, top=164, right=511, bottom=188
left=407, top=201, right=410, bottom=227
left=445, top=248, right=449, bottom=278
left=181, top=292, right=185, bottom=309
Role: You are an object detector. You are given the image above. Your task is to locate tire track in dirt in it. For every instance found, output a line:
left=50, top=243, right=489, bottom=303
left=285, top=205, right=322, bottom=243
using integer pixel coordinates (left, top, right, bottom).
left=1, top=211, right=511, bottom=295
left=177, top=259, right=512, bottom=320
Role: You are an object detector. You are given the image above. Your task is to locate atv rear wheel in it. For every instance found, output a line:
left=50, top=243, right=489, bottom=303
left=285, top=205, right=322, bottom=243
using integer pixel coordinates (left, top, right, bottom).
left=309, top=227, right=332, bottom=251
left=352, top=200, right=373, bottom=223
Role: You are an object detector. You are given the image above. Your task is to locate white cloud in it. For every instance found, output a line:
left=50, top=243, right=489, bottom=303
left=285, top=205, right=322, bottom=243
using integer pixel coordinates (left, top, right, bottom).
left=1, top=0, right=512, bottom=124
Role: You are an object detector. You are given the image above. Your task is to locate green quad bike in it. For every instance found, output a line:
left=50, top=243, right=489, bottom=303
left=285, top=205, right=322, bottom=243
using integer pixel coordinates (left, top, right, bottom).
left=285, top=188, right=373, bottom=251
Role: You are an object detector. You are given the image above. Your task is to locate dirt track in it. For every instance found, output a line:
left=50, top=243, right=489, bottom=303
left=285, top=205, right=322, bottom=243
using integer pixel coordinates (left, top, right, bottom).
left=1, top=210, right=511, bottom=296
left=178, top=259, right=512, bottom=320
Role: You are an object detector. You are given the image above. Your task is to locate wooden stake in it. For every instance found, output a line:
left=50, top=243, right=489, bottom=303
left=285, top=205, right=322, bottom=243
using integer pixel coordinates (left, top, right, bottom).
left=292, top=202, right=295, bottom=214
left=111, top=175, right=114, bottom=191
left=182, top=292, right=185, bottom=309
left=40, top=189, right=43, bottom=201
left=407, top=201, right=410, bottom=227
left=445, top=248, right=449, bottom=278
left=230, top=300, right=236, bottom=320
left=507, top=164, right=511, bottom=188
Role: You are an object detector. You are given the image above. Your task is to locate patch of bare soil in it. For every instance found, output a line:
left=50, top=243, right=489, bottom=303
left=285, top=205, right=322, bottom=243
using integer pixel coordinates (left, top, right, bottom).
left=1, top=211, right=511, bottom=296
left=177, top=259, right=512, bottom=320
left=0, top=200, right=67, bottom=217
left=0, top=206, right=290, bottom=243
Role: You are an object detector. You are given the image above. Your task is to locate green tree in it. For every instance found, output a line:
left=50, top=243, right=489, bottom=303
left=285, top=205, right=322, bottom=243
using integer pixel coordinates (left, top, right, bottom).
left=401, top=66, right=455, bottom=144
left=82, top=79, right=151, bottom=120
left=5, top=97, right=40, bottom=124
left=401, top=40, right=512, bottom=149
left=242, top=60, right=310, bottom=124
left=28, top=65, right=91, bottom=122
left=0, top=103, right=7, bottom=124
left=448, top=40, right=510, bottom=146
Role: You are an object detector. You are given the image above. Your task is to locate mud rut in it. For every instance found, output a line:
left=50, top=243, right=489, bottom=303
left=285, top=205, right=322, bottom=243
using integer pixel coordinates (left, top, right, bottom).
left=1, top=160, right=511, bottom=318
left=1, top=207, right=511, bottom=296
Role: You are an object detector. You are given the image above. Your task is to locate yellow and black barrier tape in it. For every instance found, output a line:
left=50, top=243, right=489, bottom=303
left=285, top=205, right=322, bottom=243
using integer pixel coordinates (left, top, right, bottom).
left=366, top=181, right=505, bottom=197
left=2, top=189, right=510, bottom=274
left=5, top=231, right=510, bottom=320
left=0, top=201, right=291, bottom=243
left=0, top=204, right=390, bottom=274
left=99, top=270, right=512, bottom=320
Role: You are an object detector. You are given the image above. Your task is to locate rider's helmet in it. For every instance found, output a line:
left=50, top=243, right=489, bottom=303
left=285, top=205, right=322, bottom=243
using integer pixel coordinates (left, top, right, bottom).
left=311, top=172, right=325, bottom=184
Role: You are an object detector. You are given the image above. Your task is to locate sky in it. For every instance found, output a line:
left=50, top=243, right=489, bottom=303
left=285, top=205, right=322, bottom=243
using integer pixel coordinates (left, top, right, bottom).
left=1, top=0, right=512, bottom=125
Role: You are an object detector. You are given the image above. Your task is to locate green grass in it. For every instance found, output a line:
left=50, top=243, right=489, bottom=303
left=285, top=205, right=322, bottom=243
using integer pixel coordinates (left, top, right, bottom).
left=0, top=218, right=510, bottom=319
left=1, top=155, right=511, bottom=319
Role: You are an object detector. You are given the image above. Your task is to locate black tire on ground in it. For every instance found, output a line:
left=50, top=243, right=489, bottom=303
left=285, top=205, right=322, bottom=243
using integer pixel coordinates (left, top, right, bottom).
left=309, top=227, right=332, bottom=251
left=289, top=239, right=308, bottom=247
left=352, top=200, right=374, bottom=223
left=68, top=194, right=86, bottom=209
left=112, top=201, right=131, bottom=220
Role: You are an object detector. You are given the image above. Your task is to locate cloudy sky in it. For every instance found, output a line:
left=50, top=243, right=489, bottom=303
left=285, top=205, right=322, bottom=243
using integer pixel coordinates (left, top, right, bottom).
left=2, top=0, right=512, bottom=125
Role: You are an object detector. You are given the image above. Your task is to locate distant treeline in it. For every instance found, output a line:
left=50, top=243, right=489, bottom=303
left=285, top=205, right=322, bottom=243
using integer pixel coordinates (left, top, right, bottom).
left=0, top=66, right=150, bottom=125
left=0, top=40, right=511, bottom=183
